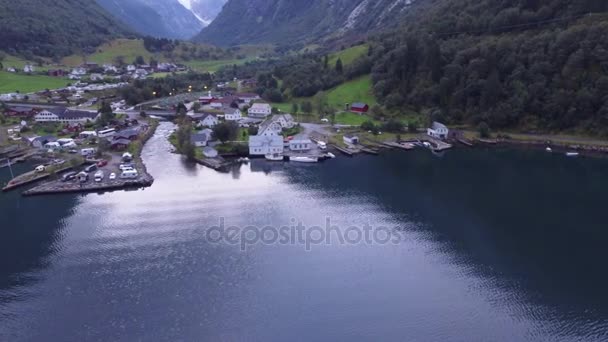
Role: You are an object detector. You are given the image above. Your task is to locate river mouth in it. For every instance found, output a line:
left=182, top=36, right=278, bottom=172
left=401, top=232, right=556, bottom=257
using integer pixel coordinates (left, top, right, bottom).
left=1, top=121, right=608, bottom=341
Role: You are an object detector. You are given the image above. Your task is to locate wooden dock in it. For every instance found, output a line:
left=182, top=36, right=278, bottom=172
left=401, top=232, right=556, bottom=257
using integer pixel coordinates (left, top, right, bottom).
left=331, top=144, right=356, bottom=156
left=457, top=138, right=474, bottom=147
left=22, top=176, right=154, bottom=197
left=382, top=142, right=415, bottom=150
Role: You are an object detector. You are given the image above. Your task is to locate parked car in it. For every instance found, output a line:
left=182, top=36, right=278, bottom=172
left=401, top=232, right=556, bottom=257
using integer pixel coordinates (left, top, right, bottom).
left=97, top=160, right=108, bottom=167
left=94, top=171, right=105, bottom=182
left=34, top=165, right=45, bottom=173
left=119, top=163, right=134, bottom=171
left=61, top=171, right=77, bottom=182
left=120, top=169, right=139, bottom=179
left=109, top=172, right=117, bottom=180
left=84, top=164, right=98, bottom=173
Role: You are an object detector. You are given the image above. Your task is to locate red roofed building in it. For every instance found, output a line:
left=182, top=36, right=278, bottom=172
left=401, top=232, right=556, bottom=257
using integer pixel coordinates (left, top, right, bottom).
left=350, top=103, right=369, bottom=113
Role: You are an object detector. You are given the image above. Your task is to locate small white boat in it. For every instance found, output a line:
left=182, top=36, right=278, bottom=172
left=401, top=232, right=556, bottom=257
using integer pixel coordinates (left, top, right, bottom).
left=237, top=157, right=250, bottom=163
left=566, top=152, right=579, bottom=157
left=327, top=152, right=336, bottom=159
left=546, top=147, right=552, bottom=152
left=265, top=153, right=284, bottom=161
left=290, top=156, right=319, bottom=163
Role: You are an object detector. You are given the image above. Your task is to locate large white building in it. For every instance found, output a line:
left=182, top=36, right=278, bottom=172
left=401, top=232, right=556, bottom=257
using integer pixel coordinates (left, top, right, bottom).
left=427, top=122, right=449, bottom=140
left=248, top=103, right=272, bottom=118
left=35, top=108, right=99, bottom=124
left=249, top=135, right=284, bottom=156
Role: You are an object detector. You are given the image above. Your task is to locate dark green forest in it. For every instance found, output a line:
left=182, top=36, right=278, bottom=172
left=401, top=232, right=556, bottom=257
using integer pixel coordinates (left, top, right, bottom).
left=368, top=0, right=608, bottom=134
left=0, top=0, right=130, bottom=59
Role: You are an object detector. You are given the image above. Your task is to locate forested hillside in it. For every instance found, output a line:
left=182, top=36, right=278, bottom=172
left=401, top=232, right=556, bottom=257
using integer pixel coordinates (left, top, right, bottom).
left=0, top=0, right=130, bottom=59
left=369, top=0, right=608, bottom=134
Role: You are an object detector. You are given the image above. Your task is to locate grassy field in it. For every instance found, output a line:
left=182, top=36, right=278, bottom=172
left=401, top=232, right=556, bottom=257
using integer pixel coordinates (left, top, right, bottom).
left=0, top=71, right=69, bottom=93
left=326, top=75, right=376, bottom=108
left=334, top=112, right=376, bottom=126
left=329, top=44, right=368, bottom=66
left=62, top=39, right=160, bottom=67
left=184, top=57, right=255, bottom=73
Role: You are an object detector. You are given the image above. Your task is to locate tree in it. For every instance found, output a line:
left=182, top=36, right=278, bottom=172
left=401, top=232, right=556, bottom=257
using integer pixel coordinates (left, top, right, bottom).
left=335, top=58, right=343, bottom=74
left=213, top=122, right=239, bottom=143
left=291, top=102, right=299, bottom=114
left=361, top=120, right=377, bottom=132
left=176, top=102, right=188, bottom=117
left=407, top=121, right=418, bottom=133
left=301, top=101, right=313, bottom=115
left=323, top=55, right=329, bottom=69
left=314, top=92, right=328, bottom=116
left=382, top=119, right=404, bottom=133
left=192, top=102, right=201, bottom=112
left=97, top=101, right=115, bottom=126
left=140, top=110, right=147, bottom=118
left=478, top=121, right=491, bottom=138
left=134, top=55, right=145, bottom=65
left=370, top=105, right=385, bottom=119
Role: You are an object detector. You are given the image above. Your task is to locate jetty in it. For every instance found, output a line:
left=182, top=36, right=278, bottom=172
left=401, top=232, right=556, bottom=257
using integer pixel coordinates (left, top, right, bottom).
left=383, top=142, right=416, bottom=150
left=331, top=144, right=357, bottom=156
left=22, top=175, right=154, bottom=197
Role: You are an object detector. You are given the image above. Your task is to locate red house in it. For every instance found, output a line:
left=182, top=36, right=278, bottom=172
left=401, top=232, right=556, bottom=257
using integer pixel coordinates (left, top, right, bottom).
left=5, top=106, right=38, bottom=117
left=48, top=69, right=66, bottom=77
left=350, top=102, right=369, bottom=113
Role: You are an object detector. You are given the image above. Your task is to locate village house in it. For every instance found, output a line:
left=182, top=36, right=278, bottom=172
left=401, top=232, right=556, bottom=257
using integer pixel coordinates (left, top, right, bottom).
left=258, top=118, right=284, bottom=136
left=248, top=103, right=272, bottom=119
left=191, top=131, right=211, bottom=147
left=273, top=114, right=295, bottom=129
left=71, top=67, right=87, bottom=76
left=111, top=138, right=131, bottom=150
left=427, top=122, right=449, bottom=140
left=23, top=65, right=34, bottom=73
left=48, top=69, right=66, bottom=77
left=5, top=106, right=38, bottom=117
left=236, top=93, right=261, bottom=104
left=196, top=113, right=219, bottom=128
left=343, top=134, right=360, bottom=145
left=249, top=135, right=284, bottom=156
left=289, top=135, right=313, bottom=151
left=350, top=102, right=369, bottom=114
left=126, top=65, right=137, bottom=72
left=114, top=128, right=140, bottom=141
left=26, top=135, right=57, bottom=148
left=224, top=108, right=242, bottom=121
left=103, top=64, right=118, bottom=74
left=90, top=73, right=104, bottom=81
left=6, top=67, right=16, bottom=73
left=35, top=108, right=100, bottom=124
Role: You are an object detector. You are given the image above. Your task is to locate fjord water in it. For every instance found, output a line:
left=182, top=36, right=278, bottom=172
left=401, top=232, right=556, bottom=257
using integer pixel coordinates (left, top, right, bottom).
left=2, top=122, right=608, bottom=341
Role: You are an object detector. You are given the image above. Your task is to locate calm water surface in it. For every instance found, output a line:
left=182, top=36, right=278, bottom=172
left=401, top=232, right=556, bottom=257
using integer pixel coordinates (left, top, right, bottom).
left=1, top=122, right=608, bottom=341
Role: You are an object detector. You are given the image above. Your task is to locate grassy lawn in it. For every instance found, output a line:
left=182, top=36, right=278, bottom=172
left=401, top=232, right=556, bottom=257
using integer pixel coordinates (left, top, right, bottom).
left=0, top=71, right=70, bottom=93
left=334, top=112, right=376, bottom=126
left=329, top=44, right=368, bottom=66
left=184, top=57, right=254, bottom=73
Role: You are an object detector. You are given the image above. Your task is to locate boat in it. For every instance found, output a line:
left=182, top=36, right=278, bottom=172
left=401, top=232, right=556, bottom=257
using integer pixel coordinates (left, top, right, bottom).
left=237, top=157, right=250, bottom=163
left=326, top=152, right=336, bottom=159
left=265, top=153, right=284, bottom=161
left=566, top=152, right=579, bottom=157
left=290, top=156, right=319, bottom=163
left=546, top=147, right=552, bottom=152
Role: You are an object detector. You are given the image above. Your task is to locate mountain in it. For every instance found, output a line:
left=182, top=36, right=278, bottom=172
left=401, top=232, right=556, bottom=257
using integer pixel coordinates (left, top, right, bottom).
left=96, top=0, right=204, bottom=39
left=178, top=0, right=228, bottom=26
left=194, top=0, right=415, bottom=46
left=0, top=0, right=130, bottom=58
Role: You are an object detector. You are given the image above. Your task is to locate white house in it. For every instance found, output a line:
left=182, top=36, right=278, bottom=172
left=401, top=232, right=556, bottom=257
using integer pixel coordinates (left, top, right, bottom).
left=197, top=114, right=219, bottom=128
left=35, top=108, right=99, bottom=124
left=90, top=73, right=104, bottom=81
left=224, top=108, right=242, bottom=121
left=71, top=67, right=87, bottom=76
left=126, top=65, right=137, bottom=72
left=249, top=135, right=284, bottom=156
left=191, top=132, right=211, bottom=147
left=273, top=114, right=295, bottom=129
left=289, top=135, right=313, bottom=151
left=427, top=122, right=449, bottom=140
left=248, top=103, right=272, bottom=118
left=23, top=65, right=34, bottom=73
left=258, top=119, right=283, bottom=136
left=343, top=134, right=359, bottom=145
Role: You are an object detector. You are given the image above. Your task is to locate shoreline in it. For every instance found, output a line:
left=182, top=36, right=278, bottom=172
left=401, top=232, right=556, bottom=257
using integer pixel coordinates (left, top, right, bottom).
left=13, top=119, right=160, bottom=197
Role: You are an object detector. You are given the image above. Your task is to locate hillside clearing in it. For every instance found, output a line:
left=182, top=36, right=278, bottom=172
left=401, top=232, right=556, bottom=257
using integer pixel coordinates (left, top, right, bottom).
left=61, top=39, right=159, bottom=67
left=185, top=58, right=255, bottom=73
left=328, top=44, right=368, bottom=66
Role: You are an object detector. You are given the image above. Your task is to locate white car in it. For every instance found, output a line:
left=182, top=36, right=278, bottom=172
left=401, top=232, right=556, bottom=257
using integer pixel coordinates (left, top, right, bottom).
left=109, top=173, right=117, bottom=180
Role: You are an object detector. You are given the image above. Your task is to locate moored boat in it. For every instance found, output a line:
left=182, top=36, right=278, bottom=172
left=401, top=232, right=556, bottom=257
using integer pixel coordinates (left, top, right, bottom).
left=326, top=152, right=336, bottom=159
left=265, top=153, right=284, bottom=161
left=566, top=152, right=579, bottom=157
left=290, top=156, right=319, bottom=163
